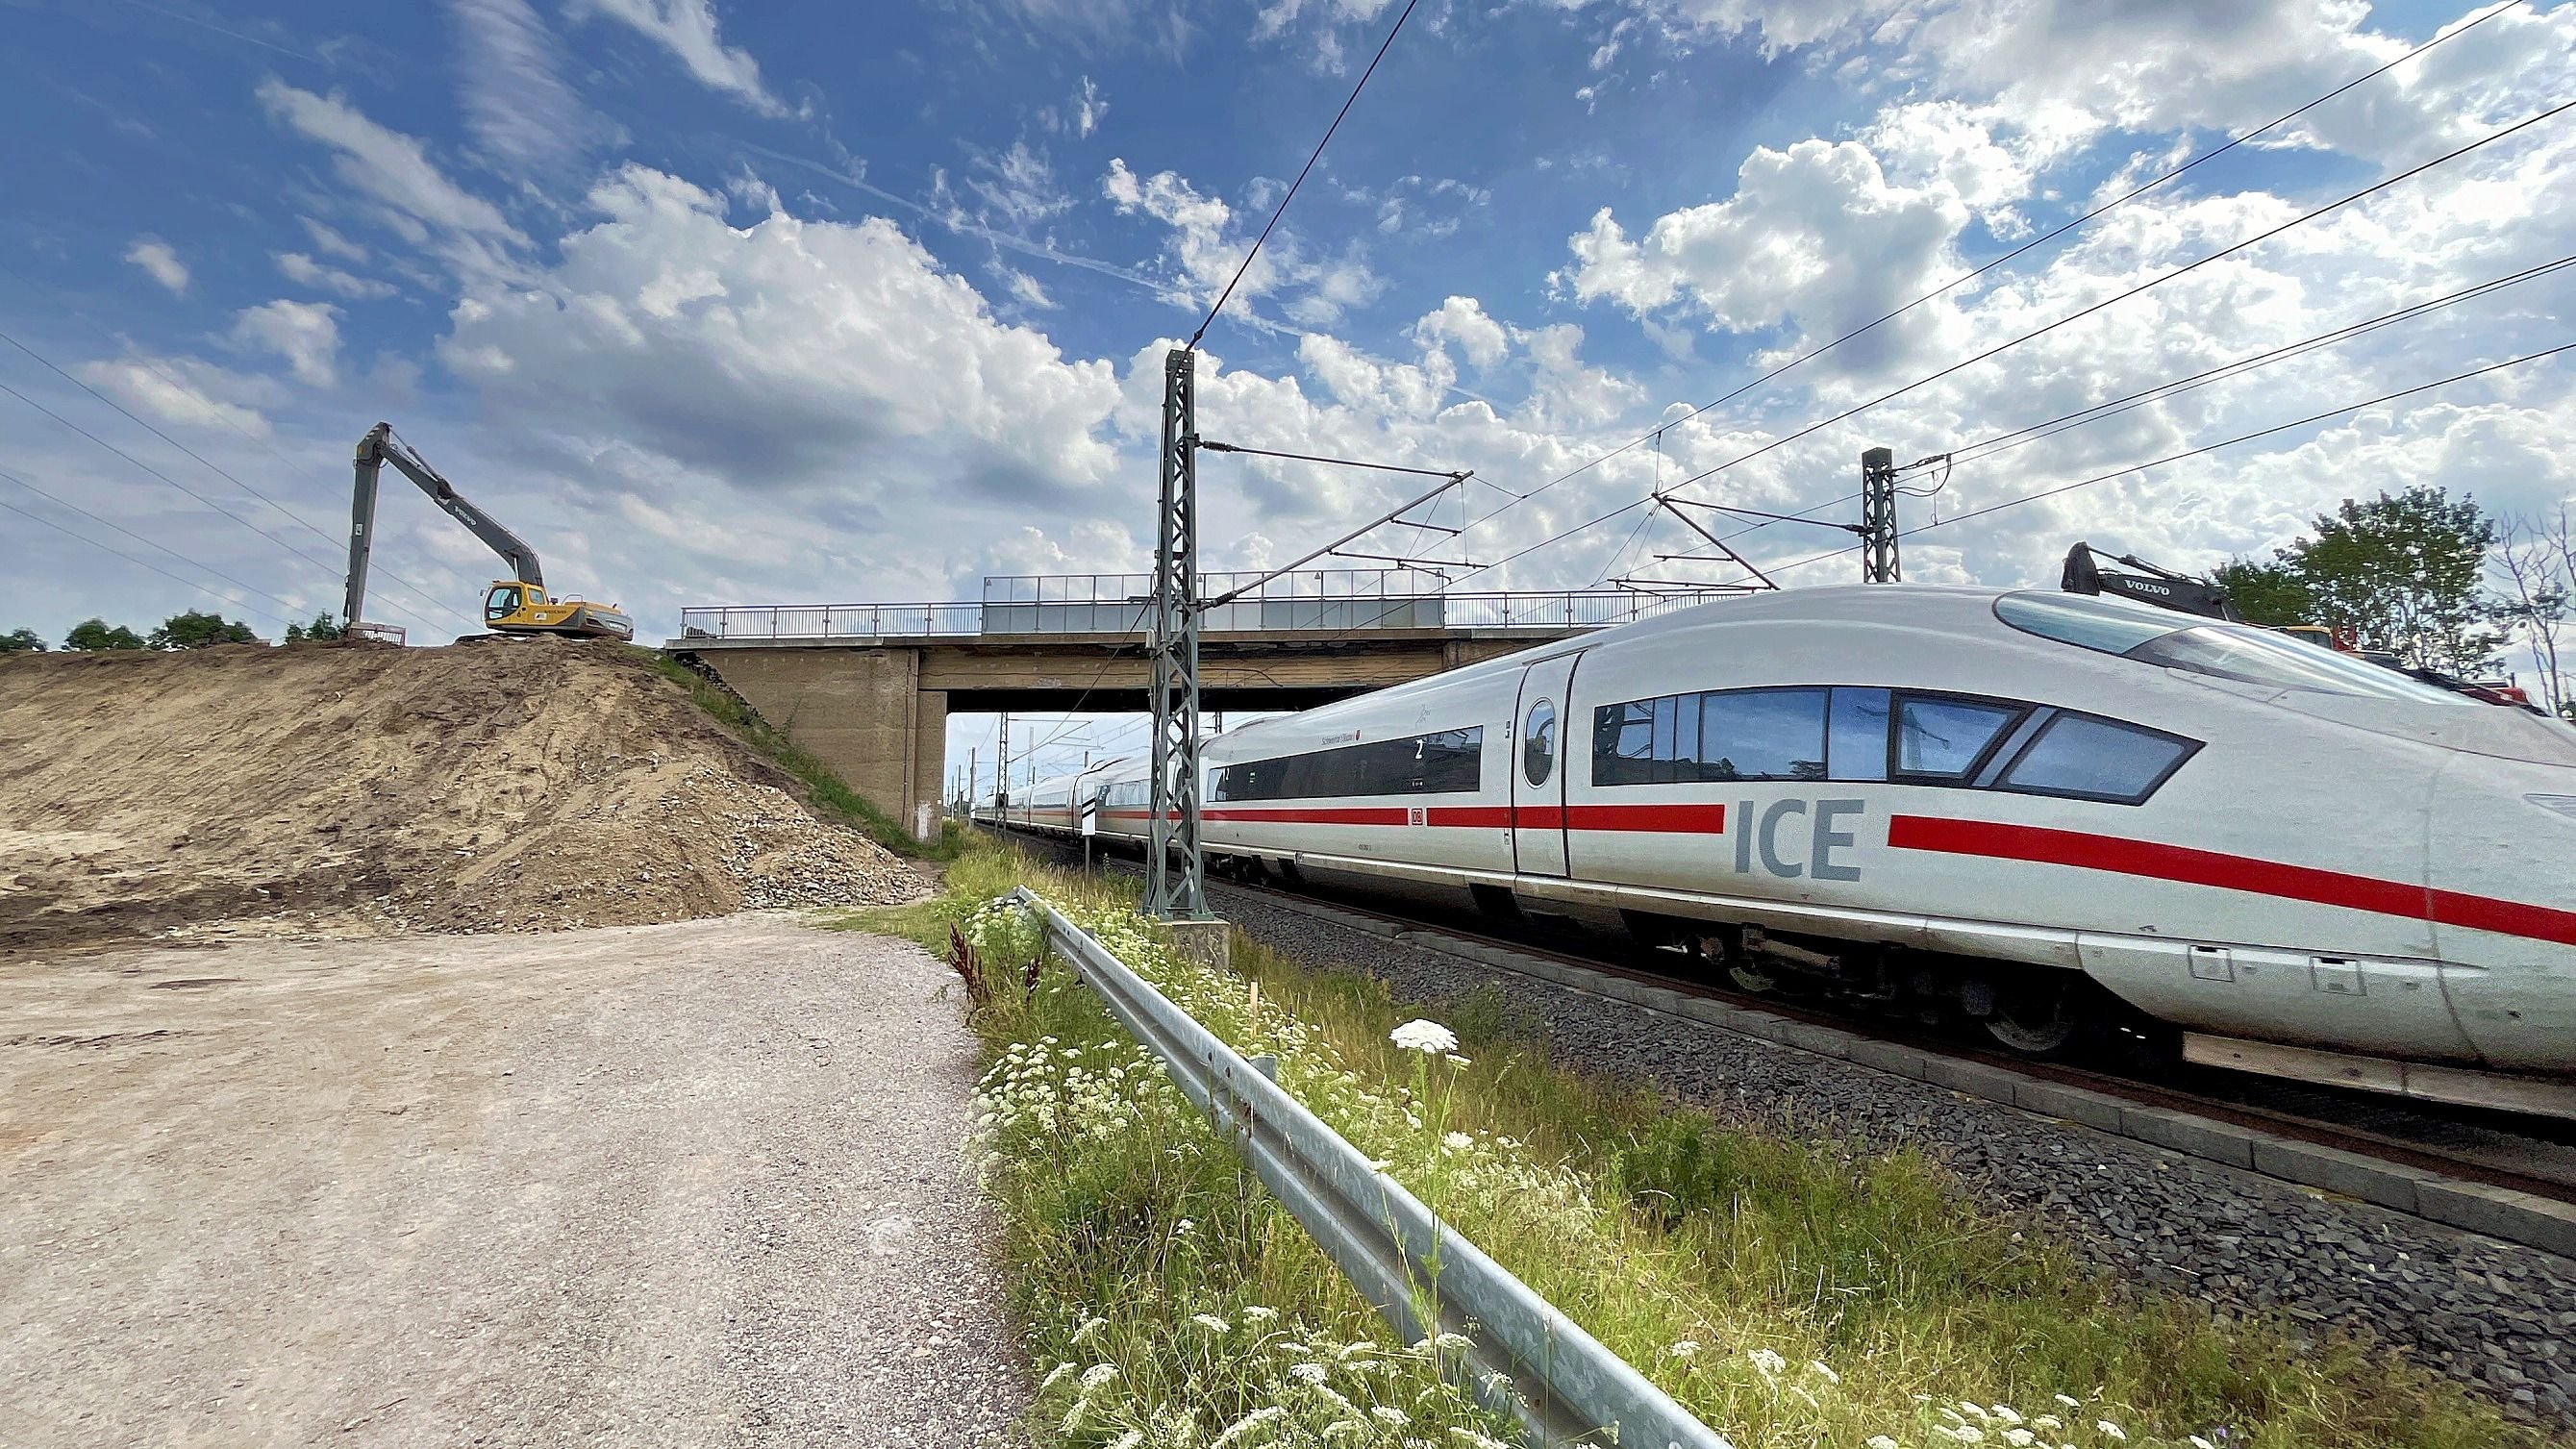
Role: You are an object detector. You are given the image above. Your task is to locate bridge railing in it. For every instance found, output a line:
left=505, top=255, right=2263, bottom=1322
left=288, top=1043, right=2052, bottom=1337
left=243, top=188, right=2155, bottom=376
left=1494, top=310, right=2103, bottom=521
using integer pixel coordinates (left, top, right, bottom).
left=676, top=589, right=1706, bottom=642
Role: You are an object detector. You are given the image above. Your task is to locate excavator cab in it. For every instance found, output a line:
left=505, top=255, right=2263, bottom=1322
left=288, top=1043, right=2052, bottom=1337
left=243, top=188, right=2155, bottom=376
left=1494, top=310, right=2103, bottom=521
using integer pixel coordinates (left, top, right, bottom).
left=485, top=582, right=535, bottom=622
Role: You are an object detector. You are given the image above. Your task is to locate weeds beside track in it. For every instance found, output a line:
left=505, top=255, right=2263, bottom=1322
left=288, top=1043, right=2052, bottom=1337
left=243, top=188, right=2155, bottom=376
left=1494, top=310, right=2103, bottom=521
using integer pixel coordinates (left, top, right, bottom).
left=847, top=839, right=2558, bottom=1449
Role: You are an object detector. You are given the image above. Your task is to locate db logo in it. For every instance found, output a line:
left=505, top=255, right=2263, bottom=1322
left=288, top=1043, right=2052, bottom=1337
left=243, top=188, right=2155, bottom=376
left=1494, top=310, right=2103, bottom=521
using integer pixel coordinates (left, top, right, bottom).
left=1407, top=806, right=1427, bottom=827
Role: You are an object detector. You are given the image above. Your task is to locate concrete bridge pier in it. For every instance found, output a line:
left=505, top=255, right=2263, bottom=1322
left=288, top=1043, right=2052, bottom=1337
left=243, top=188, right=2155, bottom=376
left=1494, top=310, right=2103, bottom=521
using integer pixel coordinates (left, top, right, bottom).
left=688, top=647, right=949, bottom=843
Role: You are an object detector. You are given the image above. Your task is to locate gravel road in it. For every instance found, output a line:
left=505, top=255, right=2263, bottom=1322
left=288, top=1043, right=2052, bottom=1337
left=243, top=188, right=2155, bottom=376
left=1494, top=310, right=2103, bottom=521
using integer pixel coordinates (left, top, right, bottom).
left=0, top=914, right=1023, bottom=1448
left=1208, top=881, right=2576, bottom=1428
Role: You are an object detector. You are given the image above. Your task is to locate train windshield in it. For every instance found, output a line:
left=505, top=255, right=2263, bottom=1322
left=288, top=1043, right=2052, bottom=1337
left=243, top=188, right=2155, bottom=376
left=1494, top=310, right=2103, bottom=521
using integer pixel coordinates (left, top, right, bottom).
left=1994, top=592, right=2473, bottom=706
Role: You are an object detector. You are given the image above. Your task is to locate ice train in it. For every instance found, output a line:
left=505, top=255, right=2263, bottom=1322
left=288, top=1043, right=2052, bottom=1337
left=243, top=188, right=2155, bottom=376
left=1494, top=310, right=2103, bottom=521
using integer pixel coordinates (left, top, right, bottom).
left=982, top=586, right=2576, bottom=1116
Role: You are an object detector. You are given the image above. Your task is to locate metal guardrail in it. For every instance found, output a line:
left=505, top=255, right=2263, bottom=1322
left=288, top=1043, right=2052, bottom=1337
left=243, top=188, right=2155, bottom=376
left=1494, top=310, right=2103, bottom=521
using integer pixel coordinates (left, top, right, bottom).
left=677, top=590, right=1704, bottom=642
left=1009, top=887, right=1729, bottom=1449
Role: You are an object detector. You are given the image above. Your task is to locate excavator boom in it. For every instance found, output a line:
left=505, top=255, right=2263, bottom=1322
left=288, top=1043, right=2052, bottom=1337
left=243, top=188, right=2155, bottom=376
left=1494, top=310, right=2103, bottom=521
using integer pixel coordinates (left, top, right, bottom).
left=343, top=422, right=631, bottom=642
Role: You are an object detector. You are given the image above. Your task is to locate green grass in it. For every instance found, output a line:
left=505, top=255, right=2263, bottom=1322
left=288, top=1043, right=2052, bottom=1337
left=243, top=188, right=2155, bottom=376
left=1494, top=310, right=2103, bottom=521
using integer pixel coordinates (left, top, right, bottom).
left=639, top=648, right=963, bottom=860
left=843, top=840, right=2564, bottom=1449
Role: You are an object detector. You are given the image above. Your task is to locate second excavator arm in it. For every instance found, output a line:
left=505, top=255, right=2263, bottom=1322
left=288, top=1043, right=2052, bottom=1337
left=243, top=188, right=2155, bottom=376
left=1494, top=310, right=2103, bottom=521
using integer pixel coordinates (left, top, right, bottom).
left=344, top=421, right=543, bottom=625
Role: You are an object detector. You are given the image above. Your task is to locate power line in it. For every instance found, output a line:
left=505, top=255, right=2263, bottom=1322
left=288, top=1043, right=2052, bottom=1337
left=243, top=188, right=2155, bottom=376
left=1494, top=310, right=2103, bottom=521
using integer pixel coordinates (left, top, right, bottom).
left=1762, top=341, right=2576, bottom=579
left=0, top=377, right=459, bottom=635
left=1647, top=96, right=2575, bottom=509
left=1450, top=0, right=2531, bottom=541
left=0, top=286, right=480, bottom=631
left=1652, top=251, right=2576, bottom=573
left=1187, top=0, right=1421, bottom=348
left=0, top=465, right=302, bottom=630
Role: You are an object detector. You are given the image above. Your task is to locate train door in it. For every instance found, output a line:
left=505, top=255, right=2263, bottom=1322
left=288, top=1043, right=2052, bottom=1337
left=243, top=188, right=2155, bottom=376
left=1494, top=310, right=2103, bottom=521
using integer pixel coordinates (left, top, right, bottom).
left=1510, top=652, right=1580, bottom=877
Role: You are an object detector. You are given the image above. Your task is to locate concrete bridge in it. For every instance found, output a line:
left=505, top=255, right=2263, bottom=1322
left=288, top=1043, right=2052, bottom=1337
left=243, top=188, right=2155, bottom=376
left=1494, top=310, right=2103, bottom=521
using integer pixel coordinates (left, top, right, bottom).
left=666, top=574, right=1704, bottom=840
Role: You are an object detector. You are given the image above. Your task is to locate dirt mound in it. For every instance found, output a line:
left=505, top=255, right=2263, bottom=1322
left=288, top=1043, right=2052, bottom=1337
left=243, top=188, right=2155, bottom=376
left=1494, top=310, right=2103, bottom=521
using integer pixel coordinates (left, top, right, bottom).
left=0, top=639, right=921, bottom=952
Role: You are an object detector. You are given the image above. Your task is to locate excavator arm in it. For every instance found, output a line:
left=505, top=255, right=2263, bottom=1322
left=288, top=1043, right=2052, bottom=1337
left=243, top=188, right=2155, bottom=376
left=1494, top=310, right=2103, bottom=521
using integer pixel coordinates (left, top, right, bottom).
left=343, top=421, right=544, bottom=625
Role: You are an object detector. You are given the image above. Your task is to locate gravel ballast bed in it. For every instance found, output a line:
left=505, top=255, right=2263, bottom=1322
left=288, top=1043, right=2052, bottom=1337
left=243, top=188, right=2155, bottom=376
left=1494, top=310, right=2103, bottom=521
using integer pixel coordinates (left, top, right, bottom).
left=1210, top=881, right=2576, bottom=1428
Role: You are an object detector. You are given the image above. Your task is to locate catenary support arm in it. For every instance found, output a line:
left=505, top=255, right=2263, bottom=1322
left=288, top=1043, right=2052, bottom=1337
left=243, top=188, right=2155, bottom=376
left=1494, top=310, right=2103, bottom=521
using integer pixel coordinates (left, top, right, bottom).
left=344, top=421, right=543, bottom=624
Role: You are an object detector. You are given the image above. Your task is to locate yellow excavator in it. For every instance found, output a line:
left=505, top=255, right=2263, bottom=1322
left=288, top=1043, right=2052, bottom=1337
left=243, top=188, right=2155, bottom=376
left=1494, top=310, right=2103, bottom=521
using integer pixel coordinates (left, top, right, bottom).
left=343, top=422, right=634, bottom=643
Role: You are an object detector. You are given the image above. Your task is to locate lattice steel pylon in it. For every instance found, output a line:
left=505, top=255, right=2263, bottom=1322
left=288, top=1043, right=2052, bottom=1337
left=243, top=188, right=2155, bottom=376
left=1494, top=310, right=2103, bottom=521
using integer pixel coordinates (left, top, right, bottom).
left=1146, top=347, right=1211, bottom=920
left=1859, top=446, right=1901, bottom=584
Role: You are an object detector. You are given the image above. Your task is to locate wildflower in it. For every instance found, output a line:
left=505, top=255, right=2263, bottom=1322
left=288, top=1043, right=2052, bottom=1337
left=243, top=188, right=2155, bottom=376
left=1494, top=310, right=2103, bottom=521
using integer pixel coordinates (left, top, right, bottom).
left=1990, top=1407, right=2022, bottom=1426
left=1173, top=1218, right=1196, bottom=1237
left=2053, top=1396, right=2083, bottom=1411
left=1290, top=1362, right=1330, bottom=1387
left=1748, top=1347, right=1788, bottom=1379
left=1213, top=1405, right=1288, bottom=1446
left=1389, top=1019, right=1461, bottom=1055
left=1110, top=1435, right=1143, bottom=1449
left=2095, top=1423, right=2127, bottom=1442
left=1668, top=1339, right=1702, bottom=1360
left=2002, top=1431, right=2036, bottom=1447
left=1445, top=1053, right=1472, bottom=1067
left=1789, top=1386, right=1821, bottom=1409
left=1080, top=1363, right=1117, bottom=1390
left=1960, top=1403, right=1992, bottom=1422
left=1443, top=1131, right=1473, bottom=1153
left=1866, top=1438, right=1902, bottom=1449
left=1448, top=1431, right=1510, bottom=1449
left=1038, top=1362, right=1076, bottom=1392
left=2189, top=1439, right=2214, bottom=1449
left=2032, top=1418, right=2063, bottom=1434
left=1931, top=1428, right=1986, bottom=1445
left=1071, top=1317, right=1108, bottom=1347
left=1242, top=1306, right=1280, bottom=1325
left=1808, top=1360, right=1839, bottom=1385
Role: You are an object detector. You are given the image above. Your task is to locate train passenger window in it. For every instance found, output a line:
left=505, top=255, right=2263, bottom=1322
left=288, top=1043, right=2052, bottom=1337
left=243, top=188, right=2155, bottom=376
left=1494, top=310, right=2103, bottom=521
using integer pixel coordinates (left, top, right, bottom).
left=1523, top=701, right=1557, bottom=787
left=1826, top=687, right=1889, bottom=782
left=1697, top=688, right=1827, bottom=781
left=1213, top=727, right=1485, bottom=802
left=1597, top=699, right=1656, bottom=786
left=1997, top=713, right=2197, bottom=804
left=1894, top=695, right=2021, bottom=780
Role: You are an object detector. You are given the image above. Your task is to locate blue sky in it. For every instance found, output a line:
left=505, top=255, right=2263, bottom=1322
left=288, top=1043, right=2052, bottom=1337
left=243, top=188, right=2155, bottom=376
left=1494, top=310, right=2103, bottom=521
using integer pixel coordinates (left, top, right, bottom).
left=3, top=0, right=2571, bottom=786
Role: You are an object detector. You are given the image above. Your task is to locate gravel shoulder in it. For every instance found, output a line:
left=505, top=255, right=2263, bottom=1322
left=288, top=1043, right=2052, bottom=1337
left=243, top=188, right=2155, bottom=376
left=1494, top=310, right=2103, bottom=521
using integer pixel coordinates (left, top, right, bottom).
left=0, top=914, right=1021, bottom=1448
left=1208, top=881, right=2576, bottom=1430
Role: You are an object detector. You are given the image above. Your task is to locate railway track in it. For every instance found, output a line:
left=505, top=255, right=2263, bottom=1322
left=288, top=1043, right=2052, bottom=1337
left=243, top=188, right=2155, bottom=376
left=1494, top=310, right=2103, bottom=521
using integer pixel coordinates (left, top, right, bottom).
left=997, top=826, right=2576, bottom=1251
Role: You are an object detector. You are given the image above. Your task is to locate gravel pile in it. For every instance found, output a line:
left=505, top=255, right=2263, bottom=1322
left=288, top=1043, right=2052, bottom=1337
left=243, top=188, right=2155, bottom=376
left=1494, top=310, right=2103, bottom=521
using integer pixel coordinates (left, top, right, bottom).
left=1211, top=882, right=2576, bottom=1428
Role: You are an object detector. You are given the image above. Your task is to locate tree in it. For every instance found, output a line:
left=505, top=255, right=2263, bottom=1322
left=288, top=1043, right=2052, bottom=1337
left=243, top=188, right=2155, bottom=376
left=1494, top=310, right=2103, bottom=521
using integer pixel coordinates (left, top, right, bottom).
left=0, top=627, right=45, bottom=654
left=63, top=619, right=147, bottom=651
left=148, top=611, right=262, bottom=649
left=2275, top=487, right=2500, bottom=673
left=2491, top=508, right=2573, bottom=717
left=284, top=612, right=348, bottom=642
left=2210, top=557, right=2317, bottom=630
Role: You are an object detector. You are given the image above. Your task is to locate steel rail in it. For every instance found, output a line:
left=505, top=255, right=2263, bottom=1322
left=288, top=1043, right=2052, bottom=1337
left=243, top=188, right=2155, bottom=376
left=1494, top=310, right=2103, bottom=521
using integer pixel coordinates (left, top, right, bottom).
left=1006, top=887, right=1730, bottom=1449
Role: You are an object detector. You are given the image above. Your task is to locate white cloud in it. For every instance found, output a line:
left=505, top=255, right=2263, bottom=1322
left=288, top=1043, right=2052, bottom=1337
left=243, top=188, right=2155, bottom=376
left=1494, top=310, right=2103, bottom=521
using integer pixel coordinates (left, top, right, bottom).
left=1102, top=157, right=1381, bottom=326
left=125, top=238, right=188, bottom=294
left=450, top=0, right=617, bottom=173
left=1413, top=296, right=1508, bottom=368
left=965, top=141, right=1070, bottom=226
left=232, top=300, right=343, bottom=387
left=72, top=355, right=277, bottom=437
left=299, top=217, right=369, bottom=262
left=275, top=252, right=399, bottom=300
left=256, top=80, right=528, bottom=279
left=1075, top=76, right=1108, bottom=137
left=1563, top=137, right=1967, bottom=374
left=437, top=165, right=1124, bottom=512
left=566, top=0, right=786, bottom=117
left=1002, top=268, right=1058, bottom=310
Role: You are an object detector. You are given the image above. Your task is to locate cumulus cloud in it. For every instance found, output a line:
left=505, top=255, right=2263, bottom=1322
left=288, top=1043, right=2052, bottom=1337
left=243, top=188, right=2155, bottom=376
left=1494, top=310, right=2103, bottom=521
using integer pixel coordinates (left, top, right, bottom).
left=1103, top=157, right=1382, bottom=326
left=1413, top=296, right=1508, bottom=368
left=566, top=0, right=787, bottom=116
left=437, top=165, right=1124, bottom=506
left=125, top=238, right=188, bottom=294
left=1563, top=137, right=1966, bottom=373
left=233, top=300, right=343, bottom=387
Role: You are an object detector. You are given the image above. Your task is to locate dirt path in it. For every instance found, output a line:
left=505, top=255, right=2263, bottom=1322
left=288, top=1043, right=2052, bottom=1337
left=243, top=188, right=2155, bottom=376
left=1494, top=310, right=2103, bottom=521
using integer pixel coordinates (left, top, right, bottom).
left=0, top=915, right=1023, bottom=1448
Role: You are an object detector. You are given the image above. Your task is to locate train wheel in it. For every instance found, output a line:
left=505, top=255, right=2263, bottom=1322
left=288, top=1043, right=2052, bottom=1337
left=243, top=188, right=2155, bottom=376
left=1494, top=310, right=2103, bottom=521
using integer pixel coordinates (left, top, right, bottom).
left=1982, top=978, right=2083, bottom=1057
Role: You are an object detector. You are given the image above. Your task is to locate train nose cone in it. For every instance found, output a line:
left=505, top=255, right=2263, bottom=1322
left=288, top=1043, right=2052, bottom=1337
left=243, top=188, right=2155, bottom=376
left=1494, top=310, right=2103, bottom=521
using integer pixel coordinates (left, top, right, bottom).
left=2427, top=760, right=2576, bottom=1075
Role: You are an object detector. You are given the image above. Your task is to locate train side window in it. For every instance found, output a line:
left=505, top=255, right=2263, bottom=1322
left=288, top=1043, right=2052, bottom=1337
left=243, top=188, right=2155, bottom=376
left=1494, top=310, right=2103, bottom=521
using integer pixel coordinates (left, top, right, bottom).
left=1997, top=713, right=2198, bottom=804
left=1595, top=699, right=1655, bottom=786
left=1523, top=701, right=1558, bottom=787
left=1826, top=687, right=1889, bottom=782
left=1696, top=687, right=1828, bottom=781
left=1893, top=695, right=2022, bottom=780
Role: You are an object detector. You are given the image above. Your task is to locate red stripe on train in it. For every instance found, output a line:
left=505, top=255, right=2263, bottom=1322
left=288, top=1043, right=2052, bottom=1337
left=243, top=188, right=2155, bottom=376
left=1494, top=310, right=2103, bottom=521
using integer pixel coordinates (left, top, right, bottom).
left=1196, top=803, right=1727, bottom=833
left=1888, top=814, right=2576, bottom=948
